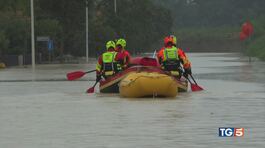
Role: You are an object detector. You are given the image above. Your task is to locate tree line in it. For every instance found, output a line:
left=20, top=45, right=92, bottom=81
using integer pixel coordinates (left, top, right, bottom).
left=0, top=0, right=172, bottom=58
left=155, top=0, right=265, bottom=59
left=0, top=0, right=265, bottom=59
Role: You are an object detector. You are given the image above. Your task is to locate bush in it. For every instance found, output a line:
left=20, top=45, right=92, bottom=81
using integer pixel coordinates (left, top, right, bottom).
left=0, top=12, right=30, bottom=55
left=247, top=35, right=265, bottom=60
left=244, top=17, right=265, bottom=60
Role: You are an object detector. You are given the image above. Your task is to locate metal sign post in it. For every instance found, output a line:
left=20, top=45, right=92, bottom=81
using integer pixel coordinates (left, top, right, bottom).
left=48, top=40, right=54, bottom=63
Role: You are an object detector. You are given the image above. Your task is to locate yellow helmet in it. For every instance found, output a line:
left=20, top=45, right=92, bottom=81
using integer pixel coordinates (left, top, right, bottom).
left=106, top=40, right=116, bottom=50
left=116, top=38, right=126, bottom=48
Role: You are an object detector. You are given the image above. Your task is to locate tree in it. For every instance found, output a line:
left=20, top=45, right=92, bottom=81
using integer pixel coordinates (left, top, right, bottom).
left=96, top=0, right=173, bottom=54
left=0, top=31, right=9, bottom=55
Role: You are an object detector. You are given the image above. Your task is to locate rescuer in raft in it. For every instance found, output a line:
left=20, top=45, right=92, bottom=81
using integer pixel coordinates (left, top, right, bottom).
left=115, top=38, right=131, bottom=70
left=96, top=40, right=122, bottom=81
left=156, top=35, right=192, bottom=79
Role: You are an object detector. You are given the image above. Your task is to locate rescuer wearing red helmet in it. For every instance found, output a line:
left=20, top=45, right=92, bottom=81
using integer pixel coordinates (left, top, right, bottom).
left=156, top=35, right=192, bottom=78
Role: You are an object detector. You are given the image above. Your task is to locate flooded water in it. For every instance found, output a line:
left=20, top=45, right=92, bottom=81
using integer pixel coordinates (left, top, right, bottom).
left=0, top=53, right=264, bottom=148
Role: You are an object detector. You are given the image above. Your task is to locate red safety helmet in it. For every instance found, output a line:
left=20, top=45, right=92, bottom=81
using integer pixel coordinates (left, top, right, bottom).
left=164, top=36, right=174, bottom=46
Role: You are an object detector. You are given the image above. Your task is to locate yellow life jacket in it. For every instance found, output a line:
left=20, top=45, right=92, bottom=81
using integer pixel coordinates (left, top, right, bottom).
left=163, top=46, right=179, bottom=61
left=102, top=51, right=121, bottom=76
left=162, top=47, right=181, bottom=77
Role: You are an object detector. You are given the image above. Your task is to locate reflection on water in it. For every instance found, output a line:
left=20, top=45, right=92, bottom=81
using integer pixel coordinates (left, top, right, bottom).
left=0, top=53, right=264, bottom=148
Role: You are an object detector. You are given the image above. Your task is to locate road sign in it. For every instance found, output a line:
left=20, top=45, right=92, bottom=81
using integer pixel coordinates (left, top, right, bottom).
left=37, top=36, right=50, bottom=41
left=48, top=40, right=54, bottom=51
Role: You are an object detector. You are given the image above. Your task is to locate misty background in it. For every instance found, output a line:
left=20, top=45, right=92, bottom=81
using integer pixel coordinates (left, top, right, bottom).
left=1, top=0, right=265, bottom=65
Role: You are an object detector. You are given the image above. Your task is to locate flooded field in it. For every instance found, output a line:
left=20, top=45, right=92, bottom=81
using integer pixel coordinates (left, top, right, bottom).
left=0, top=53, right=264, bottom=148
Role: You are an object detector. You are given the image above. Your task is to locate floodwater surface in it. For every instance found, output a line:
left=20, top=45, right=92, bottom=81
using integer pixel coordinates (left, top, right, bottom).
left=0, top=53, right=264, bottom=148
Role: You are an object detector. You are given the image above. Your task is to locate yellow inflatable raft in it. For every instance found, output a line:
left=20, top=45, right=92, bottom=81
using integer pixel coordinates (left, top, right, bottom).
left=119, top=72, right=178, bottom=98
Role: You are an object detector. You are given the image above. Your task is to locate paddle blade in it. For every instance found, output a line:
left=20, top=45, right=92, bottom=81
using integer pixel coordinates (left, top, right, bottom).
left=86, top=87, right=95, bottom=93
left=190, top=84, right=204, bottom=91
left=67, top=71, right=85, bottom=81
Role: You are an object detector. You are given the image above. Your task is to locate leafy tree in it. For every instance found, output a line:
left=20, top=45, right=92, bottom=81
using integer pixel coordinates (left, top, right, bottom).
left=96, top=0, right=173, bottom=54
left=1, top=0, right=265, bottom=59
left=35, top=0, right=93, bottom=56
left=0, top=31, right=9, bottom=55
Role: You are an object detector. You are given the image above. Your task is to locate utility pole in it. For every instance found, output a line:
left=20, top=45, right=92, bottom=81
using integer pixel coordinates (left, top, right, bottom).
left=114, top=0, right=117, bottom=14
left=30, top=0, right=35, bottom=69
left=86, top=0, right=89, bottom=62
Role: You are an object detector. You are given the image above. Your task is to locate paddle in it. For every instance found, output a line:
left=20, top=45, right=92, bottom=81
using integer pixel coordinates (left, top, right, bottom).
left=86, top=79, right=100, bottom=93
left=152, top=50, right=157, bottom=58
left=67, top=70, right=96, bottom=81
left=187, top=74, right=204, bottom=91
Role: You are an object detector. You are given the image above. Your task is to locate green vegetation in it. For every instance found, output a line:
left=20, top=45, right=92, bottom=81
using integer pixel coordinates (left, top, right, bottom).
left=0, top=10, right=29, bottom=55
left=246, top=36, right=265, bottom=60
left=173, top=27, right=238, bottom=40
left=0, top=0, right=265, bottom=60
left=0, top=0, right=172, bottom=58
left=156, top=0, right=265, bottom=59
left=245, top=17, right=265, bottom=60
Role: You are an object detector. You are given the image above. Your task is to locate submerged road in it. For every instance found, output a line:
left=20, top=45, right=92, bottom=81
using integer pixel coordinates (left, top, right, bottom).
left=0, top=53, right=264, bottom=148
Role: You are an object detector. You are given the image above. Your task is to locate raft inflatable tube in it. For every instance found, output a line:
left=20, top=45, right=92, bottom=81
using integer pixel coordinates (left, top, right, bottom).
left=119, top=72, right=178, bottom=98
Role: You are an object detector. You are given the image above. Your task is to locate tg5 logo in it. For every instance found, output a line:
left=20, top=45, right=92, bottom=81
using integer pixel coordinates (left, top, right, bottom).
left=219, top=128, right=244, bottom=137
